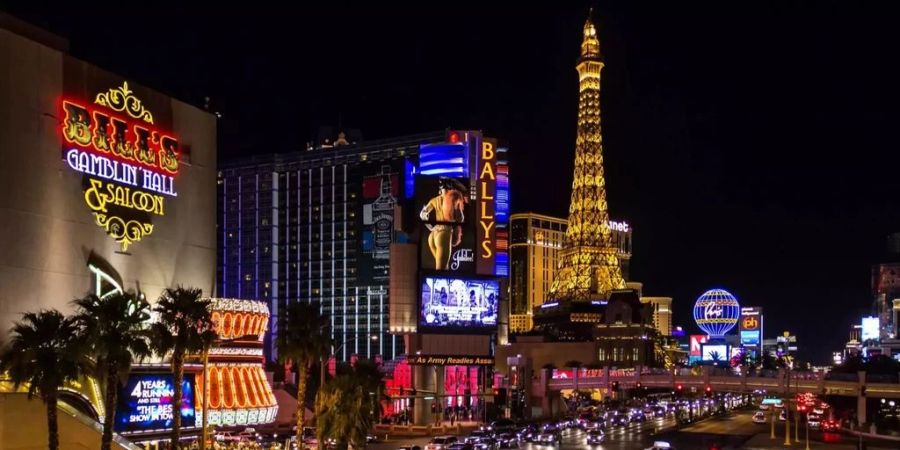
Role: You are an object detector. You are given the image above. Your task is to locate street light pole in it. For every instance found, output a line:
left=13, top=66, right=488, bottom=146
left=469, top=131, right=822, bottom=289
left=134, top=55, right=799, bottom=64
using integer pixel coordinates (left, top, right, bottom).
left=805, top=414, right=810, bottom=450
left=784, top=370, right=792, bottom=446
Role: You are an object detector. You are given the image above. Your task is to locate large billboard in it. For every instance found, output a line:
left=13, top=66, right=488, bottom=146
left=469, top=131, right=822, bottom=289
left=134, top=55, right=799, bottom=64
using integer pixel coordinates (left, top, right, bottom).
left=689, top=334, right=708, bottom=357
left=358, top=162, right=402, bottom=284
left=739, top=307, right=763, bottom=347
left=115, top=373, right=196, bottom=433
left=862, top=316, right=879, bottom=342
left=416, top=175, right=475, bottom=274
left=419, top=276, right=499, bottom=331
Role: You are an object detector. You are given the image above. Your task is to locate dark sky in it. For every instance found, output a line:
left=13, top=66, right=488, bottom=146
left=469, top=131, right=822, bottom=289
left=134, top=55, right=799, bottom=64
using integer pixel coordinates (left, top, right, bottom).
left=7, top=2, right=900, bottom=363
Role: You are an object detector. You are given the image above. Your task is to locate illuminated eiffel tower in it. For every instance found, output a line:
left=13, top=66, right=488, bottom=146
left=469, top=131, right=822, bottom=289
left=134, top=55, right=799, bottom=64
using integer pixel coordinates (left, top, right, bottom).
left=548, top=13, right=627, bottom=302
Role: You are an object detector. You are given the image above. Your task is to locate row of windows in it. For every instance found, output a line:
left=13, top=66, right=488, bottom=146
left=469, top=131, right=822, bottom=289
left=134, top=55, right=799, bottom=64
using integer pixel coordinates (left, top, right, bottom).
left=598, top=347, right=640, bottom=362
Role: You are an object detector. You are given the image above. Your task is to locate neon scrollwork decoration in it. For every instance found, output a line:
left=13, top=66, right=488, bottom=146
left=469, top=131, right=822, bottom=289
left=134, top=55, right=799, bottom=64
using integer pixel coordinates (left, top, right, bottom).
left=94, top=214, right=154, bottom=252
left=93, top=81, right=154, bottom=124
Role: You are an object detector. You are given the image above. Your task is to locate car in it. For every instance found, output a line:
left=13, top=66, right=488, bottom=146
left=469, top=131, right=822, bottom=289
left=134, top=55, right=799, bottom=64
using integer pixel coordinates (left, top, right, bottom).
left=426, top=436, right=459, bottom=450
left=473, top=438, right=498, bottom=450
left=489, top=419, right=518, bottom=434
left=447, top=445, right=474, bottom=450
left=586, top=430, right=605, bottom=445
left=653, top=407, right=667, bottom=418
left=822, top=419, right=840, bottom=432
left=496, top=433, right=519, bottom=449
left=540, top=422, right=560, bottom=433
left=584, top=420, right=604, bottom=431
left=808, top=418, right=821, bottom=430
left=534, top=431, right=560, bottom=446
left=758, top=404, right=770, bottom=411
left=576, top=413, right=595, bottom=428
left=517, top=425, right=538, bottom=442
left=609, top=414, right=629, bottom=427
left=778, top=410, right=787, bottom=422
left=557, top=418, right=575, bottom=429
left=630, top=412, right=647, bottom=423
left=645, top=441, right=673, bottom=450
left=752, top=411, right=767, bottom=424
left=367, top=435, right=381, bottom=444
left=465, top=431, right=492, bottom=445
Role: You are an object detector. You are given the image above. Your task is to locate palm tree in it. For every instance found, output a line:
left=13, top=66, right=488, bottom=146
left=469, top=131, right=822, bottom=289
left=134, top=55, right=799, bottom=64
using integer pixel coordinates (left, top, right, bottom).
left=315, top=373, right=372, bottom=450
left=149, top=287, right=217, bottom=449
left=335, top=359, right=385, bottom=422
left=1, top=310, right=87, bottom=450
left=277, top=301, right=331, bottom=447
left=73, top=292, right=151, bottom=450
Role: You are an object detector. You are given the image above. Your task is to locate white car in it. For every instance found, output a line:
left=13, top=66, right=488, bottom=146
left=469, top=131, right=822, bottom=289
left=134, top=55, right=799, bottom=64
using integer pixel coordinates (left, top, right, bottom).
left=758, top=404, right=770, bottom=411
left=645, top=442, right=673, bottom=450
left=426, top=436, right=458, bottom=450
left=752, top=411, right=767, bottom=424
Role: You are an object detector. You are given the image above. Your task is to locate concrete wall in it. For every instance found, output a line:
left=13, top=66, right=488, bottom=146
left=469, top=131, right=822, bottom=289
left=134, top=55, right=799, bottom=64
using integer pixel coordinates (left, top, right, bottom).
left=0, top=26, right=217, bottom=336
left=0, top=393, right=131, bottom=450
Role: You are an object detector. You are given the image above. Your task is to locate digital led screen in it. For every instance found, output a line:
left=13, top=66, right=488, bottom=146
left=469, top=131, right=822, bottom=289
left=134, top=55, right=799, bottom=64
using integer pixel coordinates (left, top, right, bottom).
left=862, top=316, right=879, bottom=342
left=420, top=276, right=499, bottom=330
left=740, top=330, right=761, bottom=346
left=701, top=344, right=729, bottom=361
left=115, top=373, right=196, bottom=433
left=416, top=175, right=475, bottom=274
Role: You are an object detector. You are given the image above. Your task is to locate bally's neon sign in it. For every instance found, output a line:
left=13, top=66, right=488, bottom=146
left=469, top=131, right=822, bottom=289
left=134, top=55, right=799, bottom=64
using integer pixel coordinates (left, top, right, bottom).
left=60, top=82, right=179, bottom=251
left=477, top=140, right=496, bottom=275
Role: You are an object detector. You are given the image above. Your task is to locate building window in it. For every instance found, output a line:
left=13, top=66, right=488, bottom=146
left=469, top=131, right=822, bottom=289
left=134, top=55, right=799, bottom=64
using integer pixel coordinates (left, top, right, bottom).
left=632, top=348, right=638, bottom=361
left=598, top=347, right=605, bottom=361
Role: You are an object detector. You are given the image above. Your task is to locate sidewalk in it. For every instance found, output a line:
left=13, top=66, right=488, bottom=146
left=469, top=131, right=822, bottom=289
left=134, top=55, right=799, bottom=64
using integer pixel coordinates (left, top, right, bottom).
left=742, top=433, right=895, bottom=450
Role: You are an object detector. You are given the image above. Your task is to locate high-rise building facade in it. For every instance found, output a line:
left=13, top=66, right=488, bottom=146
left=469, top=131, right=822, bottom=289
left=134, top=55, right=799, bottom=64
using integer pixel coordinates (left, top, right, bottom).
left=219, top=130, right=509, bottom=362
left=640, top=296, right=673, bottom=336
left=508, top=212, right=632, bottom=332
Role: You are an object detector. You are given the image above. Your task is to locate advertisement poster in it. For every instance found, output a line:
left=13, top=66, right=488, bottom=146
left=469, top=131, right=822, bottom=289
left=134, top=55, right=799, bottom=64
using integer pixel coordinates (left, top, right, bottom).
left=416, top=175, right=475, bottom=274
left=114, top=373, right=196, bottom=432
left=419, top=276, right=498, bottom=330
left=358, top=162, right=401, bottom=284
left=115, top=373, right=196, bottom=432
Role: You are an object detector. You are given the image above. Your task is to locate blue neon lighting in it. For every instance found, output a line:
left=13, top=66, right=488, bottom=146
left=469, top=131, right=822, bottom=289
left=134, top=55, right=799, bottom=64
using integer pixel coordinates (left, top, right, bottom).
left=419, top=143, right=467, bottom=176
left=404, top=159, right=416, bottom=199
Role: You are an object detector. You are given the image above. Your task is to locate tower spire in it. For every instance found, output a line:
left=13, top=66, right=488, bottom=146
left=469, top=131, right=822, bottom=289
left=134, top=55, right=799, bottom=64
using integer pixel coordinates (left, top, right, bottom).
left=548, top=14, right=626, bottom=302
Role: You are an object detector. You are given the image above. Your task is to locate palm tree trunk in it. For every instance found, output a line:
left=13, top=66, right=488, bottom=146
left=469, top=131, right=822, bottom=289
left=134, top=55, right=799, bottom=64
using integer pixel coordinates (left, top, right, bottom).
left=171, top=352, right=184, bottom=449
left=296, top=364, right=308, bottom=449
left=46, top=390, right=59, bottom=450
left=101, top=363, right=118, bottom=450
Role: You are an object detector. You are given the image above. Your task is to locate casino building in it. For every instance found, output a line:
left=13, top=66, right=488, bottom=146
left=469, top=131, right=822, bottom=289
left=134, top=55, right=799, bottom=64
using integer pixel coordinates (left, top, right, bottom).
left=0, top=13, right=271, bottom=446
left=508, top=212, right=632, bottom=333
left=219, top=131, right=510, bottom=363
left=0, top=14, right=217, bottom=340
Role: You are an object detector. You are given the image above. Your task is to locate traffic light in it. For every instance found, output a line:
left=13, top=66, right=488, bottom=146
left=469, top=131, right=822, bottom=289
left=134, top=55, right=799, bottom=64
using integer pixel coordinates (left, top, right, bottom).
left=675, top=384, right=684, bottom=397
left=705, top=385, right=712, bottom=398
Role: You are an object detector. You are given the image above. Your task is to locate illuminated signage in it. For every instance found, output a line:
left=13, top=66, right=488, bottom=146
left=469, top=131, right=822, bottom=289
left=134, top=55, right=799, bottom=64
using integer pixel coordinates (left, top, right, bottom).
left=740, top=330, right=760, bottom=346
left=476, top=139, right=497, bottom=275
left=689, top=334, right=708, bottom=357
left=702, top=344, right=729, bottom=361
left=115, top=373, right=195, bottom=433
left=60, top=82, right=179, bottom=251
left=608, top=221, right=629, bottom=232
left=419, top=276, right=498, bottom=332
left=408, top=355, right=494, bottom=366
left=862, top=316, right=879, bottom=342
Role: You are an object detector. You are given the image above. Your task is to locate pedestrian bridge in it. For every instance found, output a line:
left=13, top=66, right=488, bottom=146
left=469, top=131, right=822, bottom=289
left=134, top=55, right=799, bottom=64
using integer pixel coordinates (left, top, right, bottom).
left=537, top=368, right=900, bottom=399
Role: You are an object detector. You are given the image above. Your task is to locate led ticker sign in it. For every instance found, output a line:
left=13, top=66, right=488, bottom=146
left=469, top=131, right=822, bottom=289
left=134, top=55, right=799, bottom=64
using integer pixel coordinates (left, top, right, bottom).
left=115, top=373, right=195, bottom=433
left=60, top=82, right=179, bottom=251
left=476, top=139, right=497, bottom=275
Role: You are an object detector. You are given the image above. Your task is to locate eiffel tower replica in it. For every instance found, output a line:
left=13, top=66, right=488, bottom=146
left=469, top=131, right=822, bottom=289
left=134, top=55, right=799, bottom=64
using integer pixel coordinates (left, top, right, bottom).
left=548, top=13, right=628, bottom=302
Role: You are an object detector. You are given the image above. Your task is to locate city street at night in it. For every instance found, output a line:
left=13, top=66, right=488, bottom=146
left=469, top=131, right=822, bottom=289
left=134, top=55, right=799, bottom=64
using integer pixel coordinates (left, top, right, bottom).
left=4, top=3, right=900, bottom=450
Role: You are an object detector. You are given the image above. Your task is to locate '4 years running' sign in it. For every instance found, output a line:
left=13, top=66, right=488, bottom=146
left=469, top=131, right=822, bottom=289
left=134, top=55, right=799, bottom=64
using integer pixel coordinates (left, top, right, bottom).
left=115, top=373, right=196, bottom=432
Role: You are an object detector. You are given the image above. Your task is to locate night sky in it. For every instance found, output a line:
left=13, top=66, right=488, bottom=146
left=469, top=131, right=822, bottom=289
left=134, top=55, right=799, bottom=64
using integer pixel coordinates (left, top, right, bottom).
left=7, top=2, right=900, bottom=363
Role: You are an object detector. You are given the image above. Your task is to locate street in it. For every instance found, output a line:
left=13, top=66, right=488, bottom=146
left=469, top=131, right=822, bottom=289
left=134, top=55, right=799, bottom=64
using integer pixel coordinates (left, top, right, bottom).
left=369, top=408, right=896, bottom=450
